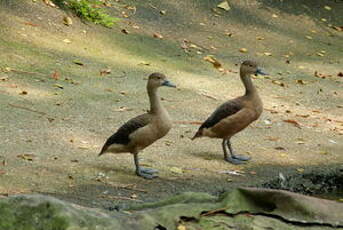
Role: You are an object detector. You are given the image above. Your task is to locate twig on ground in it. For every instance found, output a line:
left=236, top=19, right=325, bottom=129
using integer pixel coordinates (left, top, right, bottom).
left=7, top=69, right=45, bottom=76
left=99, top=195, right=143, bottom=202
left=8, top=103, right=46, bottom=116
left=105, top=182, right=148, bottom=193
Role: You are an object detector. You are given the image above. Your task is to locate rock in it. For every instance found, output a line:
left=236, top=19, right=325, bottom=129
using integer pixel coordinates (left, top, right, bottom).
left=1, top=189, right=342, bottom=229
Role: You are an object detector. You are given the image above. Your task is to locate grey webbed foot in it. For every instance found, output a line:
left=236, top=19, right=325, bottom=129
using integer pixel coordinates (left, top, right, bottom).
left=226, top=139, right=251, bottom=162
left=225, top=157, right=246, bottom=165
left=140, top=167, right=159, bottom=174
left=136, top=170, right=158, bottom=179
left=232, top=154, right=251, bottom=161
left=133, top=154, right=158, bottom=179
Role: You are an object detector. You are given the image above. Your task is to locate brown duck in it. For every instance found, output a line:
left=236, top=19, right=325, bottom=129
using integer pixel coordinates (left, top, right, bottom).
left=192, top=60, right=266, bottom=164
left=99, top=73, right=176, bottom=179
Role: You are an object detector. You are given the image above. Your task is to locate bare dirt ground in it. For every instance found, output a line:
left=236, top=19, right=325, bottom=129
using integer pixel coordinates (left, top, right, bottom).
left=0, top=0, right=342, bottom=209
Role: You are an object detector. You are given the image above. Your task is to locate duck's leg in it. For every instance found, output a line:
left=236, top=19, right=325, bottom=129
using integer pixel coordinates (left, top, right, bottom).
left=222, top=139, right=245, bottom=165
left=226, top=139, right=251, bottom=161
left=133, top=153, right=158, bottom=179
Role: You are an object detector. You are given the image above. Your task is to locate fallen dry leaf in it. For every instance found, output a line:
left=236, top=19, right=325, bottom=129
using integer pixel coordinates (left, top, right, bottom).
left=324, top=5, right=332, bottom=10
left=198, top=89, right=218, bottom=100
left=121, top=29, right=129, bottom=34
left=63, top=39, right=71, bottom=43
left=271, top=80, right=285, bottom=87
left=297, top=168, right=305, bottom=173
left=23, top=21, right=39, bottom=27
left=177, top=224, right=187, bottom=230
left=138, top=61, right=151, bottom=66
left=203, top=55, right=222, bottom=69
left=217, top=1, right=231, bottom=11
left=319, top=151, right=329, bottom=155
left=332, top=26, right=343, bottom=32
left=296, top=114, right=310, bottom=118
left=113, top=106, right=132, bottom=112
left=296, top=79, right=307, bottom=85
left=51, top=71, right=60, bottom=80
left=265, top=136, right=280, bottom=141
left=17, top=154, right=35, bottom=161
left=63, top=16, right=72, bottom=26
left=264, top=52, right=272, bottom=56
left=43, top=0, right=56, bottom=7
left=239, top=48, right=248, bottom=53
left=53, top=84, right=64, bottom=89
left=153, top=32, right=163, bottom=39
left=160, top=10, right=166, bottom=15
left=100, top=69, right=111, bottom=76
left=275, top=146, right=286, bottom=151
left=170, top=167, right=183, bottom=174
left=0, top=75, right=9, bottom=81
left=283, top=119, right=301, bottom=128
left=73, top=60, right=84, bottom=66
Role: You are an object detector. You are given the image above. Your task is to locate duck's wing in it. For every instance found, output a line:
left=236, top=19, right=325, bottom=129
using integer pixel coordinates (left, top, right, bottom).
left=99, top=113, right=152, bottom=154
left=200, top=99, right=243, bottom=129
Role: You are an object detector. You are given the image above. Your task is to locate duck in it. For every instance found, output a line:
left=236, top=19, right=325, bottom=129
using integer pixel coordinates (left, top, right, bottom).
left=99, top=72, right=176, bottom=179
left=192, top=60, right=266, bottom=164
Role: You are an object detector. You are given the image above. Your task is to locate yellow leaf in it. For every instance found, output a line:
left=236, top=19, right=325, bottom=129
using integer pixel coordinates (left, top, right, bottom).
left=53, top=84, right=64, bottom=89
left=63, top=39, right=71, bottom=43
left=319, top=151, right=329, bottom=155
left=296, top=79, right=307, bottom=85
left=297, top=168, right=304, bottom=173
left=239, top=48, right=248, bottom=53
left=272, top=14, right=278, bottom=18
left=271, top=80, right=285, bottom=87
left=153, top=32, right=163, bottom=39
left=177, top=225, right=187, bottom=230
left=203, top=55, right=222, bottom=69
left=170, top=167, right=183, bottom=174
left=63, top=16, right=72, bottom=26
left=324, top=6, right=331, bottom=10
left=264, top=52, right=272, bottom=56
left=217, top=1, right=231, bottom=11
left=305, top=35, right=313, bottom=40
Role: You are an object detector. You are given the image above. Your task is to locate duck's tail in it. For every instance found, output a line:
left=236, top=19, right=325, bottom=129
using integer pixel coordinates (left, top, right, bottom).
left=191, top=129, right=202, bottom=140
left=98, top=144, right=109, bottom=156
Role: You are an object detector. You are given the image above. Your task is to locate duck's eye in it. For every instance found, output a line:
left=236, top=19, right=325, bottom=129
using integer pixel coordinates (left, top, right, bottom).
left=157, top=77, right=161, bottom=79
left=249, top=65, right=253, bottom=67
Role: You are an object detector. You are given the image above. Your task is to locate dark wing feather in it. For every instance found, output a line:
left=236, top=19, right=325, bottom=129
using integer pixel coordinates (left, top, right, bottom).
left=102, top=114, right=151, bottom=149
left=200, top=100, right=243, bottom=129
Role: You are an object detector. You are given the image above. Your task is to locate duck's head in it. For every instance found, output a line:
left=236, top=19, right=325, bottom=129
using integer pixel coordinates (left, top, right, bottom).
left=240, top=60, right=267, bottom=76
left=147, top=72, right=176, bottom=89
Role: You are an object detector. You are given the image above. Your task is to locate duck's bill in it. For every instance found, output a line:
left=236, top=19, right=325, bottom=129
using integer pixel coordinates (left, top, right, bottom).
left=162, top=80, right=176, bottom=88
left=255, top=68, right=268, bottom=76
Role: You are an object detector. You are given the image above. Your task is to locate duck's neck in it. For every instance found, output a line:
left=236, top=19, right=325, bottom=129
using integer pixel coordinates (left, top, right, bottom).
left=148, top=87, right=162, bottom=114
left=240, top=72, right=256, bottom=96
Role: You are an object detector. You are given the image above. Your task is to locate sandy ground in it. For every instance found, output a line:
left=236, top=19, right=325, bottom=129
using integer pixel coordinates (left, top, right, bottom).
left=0, top=0, right=342, bottom=209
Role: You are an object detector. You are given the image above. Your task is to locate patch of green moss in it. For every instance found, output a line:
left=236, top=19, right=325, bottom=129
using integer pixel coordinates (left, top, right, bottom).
left=53, top=0, right=118, bottom=27
left=0, top=200, right=69, bottom=230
